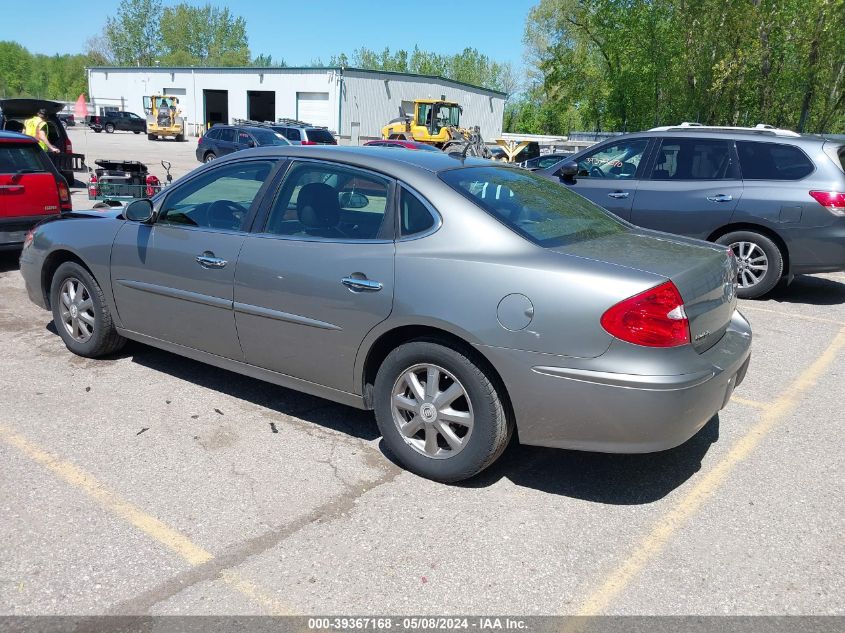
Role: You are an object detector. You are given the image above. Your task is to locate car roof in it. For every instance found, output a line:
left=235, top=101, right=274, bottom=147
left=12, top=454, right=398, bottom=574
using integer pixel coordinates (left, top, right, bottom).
left=627, top=128, right=827, bottom=147
left=0, top=130, right=37, bottom=143
left=213, top=144, right=500, bottom=175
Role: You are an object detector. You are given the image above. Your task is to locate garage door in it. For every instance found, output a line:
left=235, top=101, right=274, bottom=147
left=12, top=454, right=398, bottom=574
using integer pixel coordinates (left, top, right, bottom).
left=296, top=92, right=331, bottom=129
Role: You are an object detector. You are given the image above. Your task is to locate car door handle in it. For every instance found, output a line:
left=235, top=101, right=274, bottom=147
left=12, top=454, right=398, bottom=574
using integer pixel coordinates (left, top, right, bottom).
left=342, top=277, right=383, bottom=292
left=707, top=194, right=733, bottom=202
left=196, top=252, right=227, bottom=268
left=607, top=191, right=629, bottom=199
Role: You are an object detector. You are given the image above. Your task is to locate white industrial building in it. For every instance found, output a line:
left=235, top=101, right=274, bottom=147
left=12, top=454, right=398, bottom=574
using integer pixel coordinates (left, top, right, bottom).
left=86, top=66, right=506, bottom=143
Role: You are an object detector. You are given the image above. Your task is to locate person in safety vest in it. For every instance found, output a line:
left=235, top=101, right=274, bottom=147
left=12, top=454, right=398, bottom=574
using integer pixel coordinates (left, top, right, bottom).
left=24, top=109, right=59, bottom=153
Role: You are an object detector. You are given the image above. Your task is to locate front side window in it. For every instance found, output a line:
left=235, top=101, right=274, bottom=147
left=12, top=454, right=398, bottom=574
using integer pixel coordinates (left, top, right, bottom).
left=576, top=139, right=648, bottom=179
left=158, top=160, right=275, bottom=231
left=441, top=166, right=628, bottom=248
left=218, top=128, right=236, bottom=143
left=736, top=141, right=814, bottom=180
left=264, top=161, right=390, bottom=240
left=417, top=103, right=432, bottom=129
left=651, top=138, right=739, bottom=180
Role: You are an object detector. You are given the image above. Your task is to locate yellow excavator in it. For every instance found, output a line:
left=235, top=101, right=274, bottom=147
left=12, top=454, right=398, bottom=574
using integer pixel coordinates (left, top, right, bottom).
left=381, top=99, right=491, bottom=158
left=143, top=95, right=185, bottom=141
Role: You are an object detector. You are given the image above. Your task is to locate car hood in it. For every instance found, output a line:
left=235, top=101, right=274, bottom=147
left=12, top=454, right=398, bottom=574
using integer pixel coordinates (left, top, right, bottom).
left=0, top=98, right=64, bottom=117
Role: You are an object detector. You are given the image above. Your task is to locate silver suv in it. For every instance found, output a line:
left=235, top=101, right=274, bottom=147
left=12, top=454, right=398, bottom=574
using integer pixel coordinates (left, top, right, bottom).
left=538, top=124, right=845, bottom=298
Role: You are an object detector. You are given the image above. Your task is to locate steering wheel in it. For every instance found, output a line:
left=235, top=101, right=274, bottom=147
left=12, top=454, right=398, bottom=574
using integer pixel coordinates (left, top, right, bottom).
left=589, top=166, right=605, bottom=178
left=207, top=199, right=247, bottom=230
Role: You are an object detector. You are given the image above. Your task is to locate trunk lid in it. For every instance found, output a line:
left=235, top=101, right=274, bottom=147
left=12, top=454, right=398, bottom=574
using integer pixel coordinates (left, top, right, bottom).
left=551, top=229, right=737, bottom=352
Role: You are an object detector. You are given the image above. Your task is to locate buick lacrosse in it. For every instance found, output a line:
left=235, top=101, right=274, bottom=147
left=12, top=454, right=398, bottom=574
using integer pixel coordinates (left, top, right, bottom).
left=20, top=147, right=751, bottom=482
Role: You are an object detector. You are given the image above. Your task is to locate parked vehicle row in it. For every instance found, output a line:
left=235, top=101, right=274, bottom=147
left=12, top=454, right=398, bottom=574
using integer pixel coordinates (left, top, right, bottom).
left=20, top=146, right=751, bottom=482
left=538, top=124, right=845, bottom=298
left=196, top=124, right=291, bottom=163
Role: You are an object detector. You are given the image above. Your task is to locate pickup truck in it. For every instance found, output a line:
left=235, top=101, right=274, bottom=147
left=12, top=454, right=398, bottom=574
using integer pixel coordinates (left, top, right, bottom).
left=87, top=111, right=147, bottom=134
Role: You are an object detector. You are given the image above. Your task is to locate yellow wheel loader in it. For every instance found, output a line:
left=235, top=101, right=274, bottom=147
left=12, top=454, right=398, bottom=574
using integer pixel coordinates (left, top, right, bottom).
left=143, top=95, right=185, bottom=141
left=381, top=99, right=491, bottom=158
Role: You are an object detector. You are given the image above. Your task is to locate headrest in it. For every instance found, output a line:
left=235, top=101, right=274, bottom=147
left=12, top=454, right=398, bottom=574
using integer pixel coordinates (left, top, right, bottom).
left=297, top=182, right=340, bottom=229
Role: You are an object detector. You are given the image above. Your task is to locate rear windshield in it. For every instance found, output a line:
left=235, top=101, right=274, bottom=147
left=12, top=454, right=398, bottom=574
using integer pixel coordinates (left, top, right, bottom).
left=0, top=143, right=49, bottom=174
left=251, top=129, right=290, bottom=146
left=737, top=141, right=814, bottom=180
left=440, top=166, right=628, bottom=248
left=305, top=129, right=336, bottom=144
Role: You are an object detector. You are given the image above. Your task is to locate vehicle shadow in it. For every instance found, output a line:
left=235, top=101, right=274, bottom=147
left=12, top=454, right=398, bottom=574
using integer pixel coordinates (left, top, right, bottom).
left=455, top=416, right=720, bottom=504
left=43, top=327, right=718, bottom=503
left=767, top=274, right=845, bottom=305
left=126, top=342, right=381, bottom=441
left=0, top=251, right=21, bottom=273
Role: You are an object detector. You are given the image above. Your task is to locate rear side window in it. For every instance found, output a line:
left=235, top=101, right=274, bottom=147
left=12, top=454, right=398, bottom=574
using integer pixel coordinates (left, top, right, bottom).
left=284, top=128, right=301, bottom=141
left=737, top=141, right=814, bottom=180
left=651, top=139, right=739, bottom=180
left=219, top=128, right=236, bottom=143
left=0, top=143, right=49, bottom=173
left=305, top=129, right=336, bottom=144
left=400, top=188, right=436, bottom=236
left=440, top=166, right=627, bottom=248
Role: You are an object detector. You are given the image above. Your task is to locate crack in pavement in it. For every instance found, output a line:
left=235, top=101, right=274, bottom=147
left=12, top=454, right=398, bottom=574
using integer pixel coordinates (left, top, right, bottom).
left=107, top=453, right=402, bottom=615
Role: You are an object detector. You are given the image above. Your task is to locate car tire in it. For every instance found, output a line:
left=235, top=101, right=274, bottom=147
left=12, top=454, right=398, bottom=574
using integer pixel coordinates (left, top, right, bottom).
left=373, top=341, right=513, bottom=482
left=204, top=152, right=216, bottom=163
left=133, top=130, right=141, bottom=134
left=175, top=133, right=184, bottom=142
left=94, top=129, right=102, bottom=133
left=105, top=123, right=115, bottom=134
left=716, top=230, right=784, bottom=299
left=50, top=262, right=126, bottom=358
left=147, top=134, right=157, bottom=140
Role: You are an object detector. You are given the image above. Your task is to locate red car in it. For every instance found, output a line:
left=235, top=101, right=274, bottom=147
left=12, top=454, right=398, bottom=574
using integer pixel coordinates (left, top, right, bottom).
left=364, top=139, right=442, bottom=151
left=0, top=131, right=71, bottom=251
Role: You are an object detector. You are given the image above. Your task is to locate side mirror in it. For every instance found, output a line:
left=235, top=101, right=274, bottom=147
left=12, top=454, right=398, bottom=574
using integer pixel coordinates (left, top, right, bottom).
left=557, top=161, right=578, bottom=184
left=124, top=198, right=154, bottom=222
left=338, top=191, right=369, bottom=209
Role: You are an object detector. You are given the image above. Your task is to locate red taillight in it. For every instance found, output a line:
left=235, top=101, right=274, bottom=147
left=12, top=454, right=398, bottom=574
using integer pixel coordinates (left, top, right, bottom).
left=65, top=137, right=73, bottom=153
left=56, top=178, right=72, bottom=212
left=300, top=140, right=317, bottom=145
left=809, top=191, right=845, bottom=216
left=197, top=136, right=202, bottom=145
left=601, top=281, right=690, bottom=348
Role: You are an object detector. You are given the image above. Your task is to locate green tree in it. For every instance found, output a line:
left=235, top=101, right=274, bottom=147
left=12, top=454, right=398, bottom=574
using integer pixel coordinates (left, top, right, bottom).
left=159, top=3, right=250, bottom=66
left=104, top=0, right=163, bottom=66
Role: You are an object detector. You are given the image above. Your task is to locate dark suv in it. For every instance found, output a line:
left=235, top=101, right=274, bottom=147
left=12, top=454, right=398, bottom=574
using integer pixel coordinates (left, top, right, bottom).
left=539, top=124, right=845, bottom=298
left=271, top=122, right=337, bottom=145
left=196, top=124, right=290, bottom=163
left=0, top=98, right=83, bottom=186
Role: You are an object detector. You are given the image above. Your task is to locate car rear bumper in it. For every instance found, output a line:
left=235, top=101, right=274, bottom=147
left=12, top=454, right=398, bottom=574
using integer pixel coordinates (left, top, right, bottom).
left=0, top=216, right=56, bottom=250
left=480, top=310, right=752, bottom=453
left=780, top=221, right=845, bottom=274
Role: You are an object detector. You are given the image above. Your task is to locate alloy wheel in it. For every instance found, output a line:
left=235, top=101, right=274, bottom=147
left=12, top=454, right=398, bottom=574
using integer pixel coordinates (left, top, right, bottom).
left=391, top=363, right=474, bottom=459
left=59, top=278, right=95, bottom=343
left=729, top=241, right=769, bottom=289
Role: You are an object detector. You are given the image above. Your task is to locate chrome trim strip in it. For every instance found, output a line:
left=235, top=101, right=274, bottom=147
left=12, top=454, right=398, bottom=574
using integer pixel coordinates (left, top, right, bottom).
left=115, top=279, right=232, bottom=309
left=233, top=301, right=342, bottom=331
left=531, top=365, right=716, bottom=391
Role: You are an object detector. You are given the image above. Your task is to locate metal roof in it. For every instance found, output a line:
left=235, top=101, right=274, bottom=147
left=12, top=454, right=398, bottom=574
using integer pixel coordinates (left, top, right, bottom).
left=85, top=66, right=508, bottom=97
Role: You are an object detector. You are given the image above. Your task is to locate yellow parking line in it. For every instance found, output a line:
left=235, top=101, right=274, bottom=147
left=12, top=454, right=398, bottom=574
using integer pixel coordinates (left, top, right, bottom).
left=740, top=305, right=845, bottom=327
left=565, top=326, right=845, bottom=620
left=729, top=396, right=771, bottom=411
left=0, top=424, right=292, bottom=615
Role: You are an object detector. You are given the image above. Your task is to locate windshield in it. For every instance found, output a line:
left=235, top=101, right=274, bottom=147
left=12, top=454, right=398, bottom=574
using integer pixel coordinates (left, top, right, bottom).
left=252, top=129, right=290, bottom=146
left=434, top=104, right=460, bottom=129
left=440, top=166, right=628, bottom=248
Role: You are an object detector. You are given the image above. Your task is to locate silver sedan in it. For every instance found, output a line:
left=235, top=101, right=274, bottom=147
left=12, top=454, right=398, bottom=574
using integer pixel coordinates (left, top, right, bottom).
left=20, top=146, right=751, bottom=482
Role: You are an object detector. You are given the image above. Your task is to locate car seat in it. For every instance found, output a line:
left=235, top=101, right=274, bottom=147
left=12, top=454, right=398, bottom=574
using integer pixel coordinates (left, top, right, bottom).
left=297, top=182, right=345, bottom=238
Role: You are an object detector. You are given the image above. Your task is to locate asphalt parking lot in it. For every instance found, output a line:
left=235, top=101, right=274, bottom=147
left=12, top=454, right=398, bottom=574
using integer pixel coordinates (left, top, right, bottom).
left=1, top=128, right=844, bottom=617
